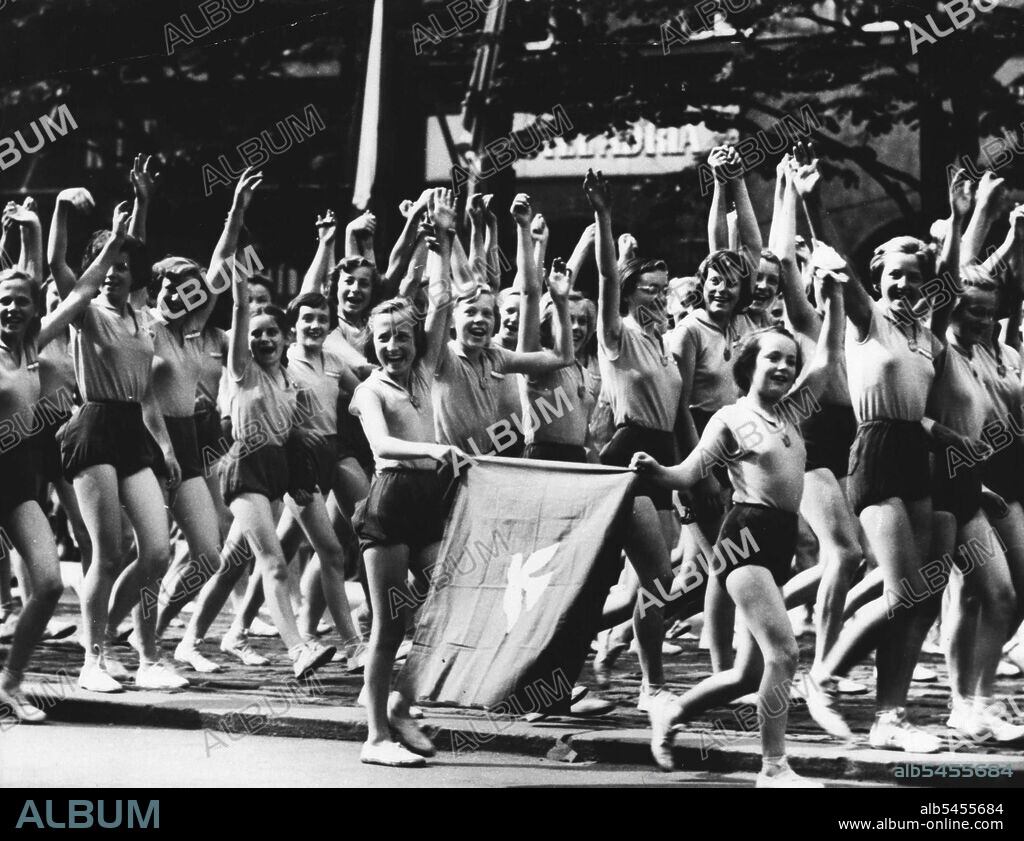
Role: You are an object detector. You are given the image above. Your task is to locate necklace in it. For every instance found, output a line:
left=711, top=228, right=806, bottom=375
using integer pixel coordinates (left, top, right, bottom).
left=746, top=400, right=791, bottom=447
left=886, top=312, right=919, bottom=352
left=951, top=342, right=980, bottom=380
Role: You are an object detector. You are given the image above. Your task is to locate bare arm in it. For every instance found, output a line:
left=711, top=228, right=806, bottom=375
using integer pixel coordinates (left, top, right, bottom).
left=532, top=213, right=549, bottom=279
left=38, top=202, right=131, bottom=349
left=423, top=188, right=456, bottom=373
left=962, top=171, right=1003, bottom=265
left=512, top=193, right=541, bottom=354
left=632, top=417, right=732, bottom=491
left=484, top=196, right=500, bottom=292
left=788, top=271, right=845, bottom=403
left=731, top=169, right=763, bottom=273
left=931, top=169, right=971, bottom=345
left=504, top=285, right=573, bottom=375
left=707, top=146, right=731, bottom=251
left=345, top=211, right=376, bottom=263
left=47, top=188, right=95, bottom=298
left=566, top=222, right=595, bottom=283
left=774, top=159, right=819, bottom=338
left=228, top=261, right=251, bottom=380
left=300, top=211, right=337, bottom=296
left=128, top=154, right=157, bottom=244
left=584, top=169, right=622, bottom=352
left=382, top=191, right=432, bottom=295
left=12, top=200, right=43, bottom=283
left=353, top=388, right=453, bottom=463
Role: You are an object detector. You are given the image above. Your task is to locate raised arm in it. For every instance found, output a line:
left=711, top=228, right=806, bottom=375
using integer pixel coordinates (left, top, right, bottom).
left=39, top=202, right=131, bottom=349
left=504, top=266, right=573, bottom=375
left=511, top=193, right=541, bottom=353
left=228, top=259, right=251, bottom=380
left=345, top=211, right=377, bottom=263
left=300, top=210, right=337, bottom=296
left=10, top=199, right=43, bottom=284
left=931, top=169, right=971, bottom=344
left=47, top=187, right=95, bottom=298
left=584, top=169, right=622, bottom=351
left=382, top=189, right=432, bottom=294
left=962, top=171, right=1003, bottom=265
left=566, top=222, right=595, bottom=283
left=773, top=157, right=818, bottom=337
left=707, top=147, right=731, bottom=251
left=532, top=213, right=549, bottom=278
left=468, top=194, right=487, bottom=277
left=768, top=155, right=789, bottom=251
left=203, top=168, right=262, bottom=330
left=730, top=154, right=763, bottom=272
left=789, top=270, right=846, bottom=402
left=483, top=196, right=501, bottom=291
left=128, top=154, right=157, bottom=244
left=423, top=188, right=456, bottom=372
left=1000, top=206, right=1024, bottom=351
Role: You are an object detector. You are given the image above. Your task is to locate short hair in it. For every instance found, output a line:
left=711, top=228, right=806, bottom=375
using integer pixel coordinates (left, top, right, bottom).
left=539, top=290, right=596, bottom=351
left=250, top=304, right=289, bottom=337
left=697, top=249, right=753, bottom=312
left=365, top=297, right=427, bottom=366
left=330, top=256, right=381, bottom=317
left=732, top=325, right=803, bottom=395
left=454, top=283, right=499, bottom=332
left=868, top=236, right=932, bottom=295
left=759, top=250, right=782, bottom=277
left=0, top=269, right=41, bottom=336
left=286, top=292, right=329, bottom=329
left=247, top=273, right=275, bottom=300
left=497, top=287, right=521, bottom=310
left=81, top=230, right=148, bottom=291
left=959, top=263, right=999, bottom=294
left=150, top=256, right=203, bottom=299
left=618, top=257, right=668, bottom=315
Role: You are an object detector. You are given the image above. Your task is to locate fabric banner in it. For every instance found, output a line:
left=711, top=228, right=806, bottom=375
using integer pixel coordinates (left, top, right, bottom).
left=398, top=457, right=636, bottom=714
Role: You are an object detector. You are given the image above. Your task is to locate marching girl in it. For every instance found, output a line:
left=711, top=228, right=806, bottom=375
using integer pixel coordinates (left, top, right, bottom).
left=0, top=204, right=134, bottom=716
left=57, top=193, right=190, bottom=692
left=581, top=171, right=677, bottom=706
left=933, top=267, right=1024, bottom=741
left=109, top=169, right=259, bottom=647
left=636, top=268, right=846, bottom=787
left=349, top=189, right=462, bottom=767
left=174, top=261, right=335, bottom=680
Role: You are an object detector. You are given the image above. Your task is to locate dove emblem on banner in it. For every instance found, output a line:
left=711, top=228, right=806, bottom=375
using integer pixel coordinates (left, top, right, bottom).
left=503, top=543, right=560, bottom=633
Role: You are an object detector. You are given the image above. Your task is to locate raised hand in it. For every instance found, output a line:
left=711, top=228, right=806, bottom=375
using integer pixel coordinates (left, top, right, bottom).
left=315, top=209, right=337, bottom=243
left=131, top=154, right=159, bottom=203
left=56, top=187, right=96, bottom=214
left=233, top=167, right=263, bottom=211
left=618, top=233, right=638, bottom=261
left=547, top=257, right=572, bottom=300
left=399, top=199, right=416, bottom=219
left=948, top=167, right=973, bottom=219
left=791, top=150, right=821, bottom=198
left=111, top=201, right=132, bottom=242
left=349, top=210, right=377, bottom=236
left=531, top=213, right=549, bottom=246
left=583, top=169, right=611, bottom=213
left=2, top=202, right=40, bottom=227
left=482, top=194, right=497, bottom=226
left=510, top=192, right=533, bottom=227
left=1009, top=204, right=1024, bottom=242
left=707, top=146, right=733, bottom=183
left=468, top=193, right=486, bottom=226
left=976, top=170, right=1006, bottom=210
left=429, top=188, right=457, bottom=231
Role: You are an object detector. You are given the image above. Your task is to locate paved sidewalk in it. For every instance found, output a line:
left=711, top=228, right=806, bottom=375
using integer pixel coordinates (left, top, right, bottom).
left=7, top=592, right=1024, bottom=785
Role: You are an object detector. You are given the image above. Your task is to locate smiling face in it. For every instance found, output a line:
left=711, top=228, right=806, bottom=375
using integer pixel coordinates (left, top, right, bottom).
left=248, top=281, right=272, bottom=310
left=0, top=277, right=37, bottom=341
left=337, top=267, right=374, bottom=320
left=295, top=304, right=329, bottom=350
left=628, top=268, right=669, bottom=334
left=569, top=299, right=590, bottom=353
left=100, top=251, right=132, bottom=307
left=371, top=310, right=417, bottom=379
left=249, top=312, right=285, bottom=368
left=952, top=286, right=998, bottom=348
left=496, top=292, right=520, bottom=349
left=703, top=267, right=741, bottom=318
left=750, top=257, right=781, bottom=313
left=879, top=252, right=925, bottom=318
left=454, top=291, right=496, bottom=350
left=749, top=332, right=799, bottom=403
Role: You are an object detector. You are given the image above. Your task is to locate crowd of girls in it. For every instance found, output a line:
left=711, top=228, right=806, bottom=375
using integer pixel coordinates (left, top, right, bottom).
left=2, top=140, right=1024, bottom=784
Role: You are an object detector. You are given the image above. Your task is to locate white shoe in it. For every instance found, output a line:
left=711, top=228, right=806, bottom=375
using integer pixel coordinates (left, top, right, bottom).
left=996, top=658, right=1021, bottom=678
left=136, top=661, right=189, bottom=690
left=946, top=702, right=993, bottom=742
left=101, top=646, right=131, bottom=682
left=869, top=708, right=942, bottom=753
left=174, top=639, right=223, bottom=673
left=648, top=693, right=679, bottom=771
left=802, top=676, right=853, bottom=740
left=0, top=684, right=47, bottom=723
left=911, top=664, right=938, bottom=683
left=360, top=740, right=425, bottom=767
left=221, top=630, right=270, bottom=666
left=291, top=641, right=335, bottom=679
left=756, top=757, right=824, bottom=788
left=247, top=618, right=279, bottom=637
left=637, top=684, right=668, bottom=713
left=388, top=693, right=435, bottom=757
left=78, top=658, right=124, bottom=693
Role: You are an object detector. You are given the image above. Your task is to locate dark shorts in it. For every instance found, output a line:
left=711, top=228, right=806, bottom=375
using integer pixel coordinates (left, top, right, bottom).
left=982, top=437, right=1024, bottom=505
left=524, top=442, right=588, bottom=464
left=847, top=419, right=931, bottom=516
left=291, top=434, right=339, bottom=496
left=152, top=416, right=204, bottom=483
left=34, top=409, right=73, bottom=488
left=220, top=442, right=290, bottom=505
left=715, top=502, right=798, bottom=588
left=933, top=452, right=983, bottom=528
left=600, top=423, right=677, bottom=511
left=802, top=402, right=857, bottom=478
left=336, top=409, right=375, bottom=474
left=59, top=401, right=158, bottom=481
left=195, top=407, right=224, bottom=454
left=0, top=439, right=41, bottom=517
left=353, top=467, right=455, bottom=555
